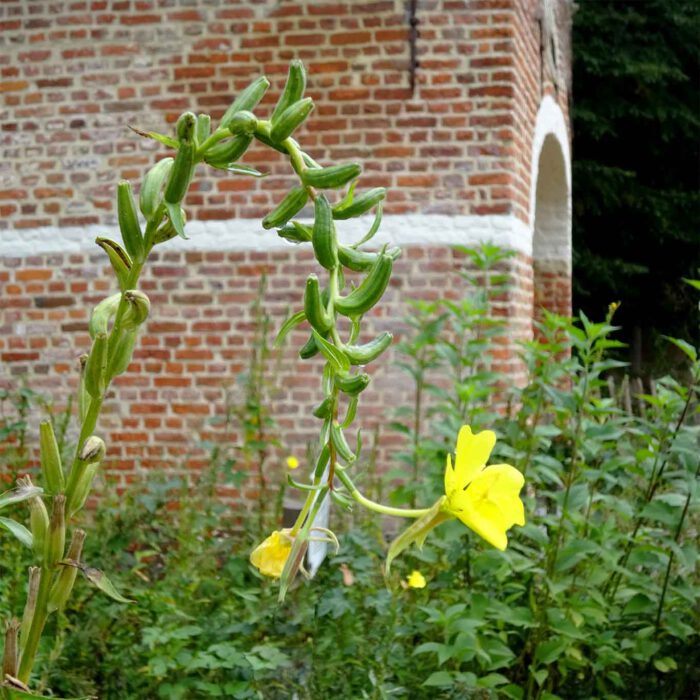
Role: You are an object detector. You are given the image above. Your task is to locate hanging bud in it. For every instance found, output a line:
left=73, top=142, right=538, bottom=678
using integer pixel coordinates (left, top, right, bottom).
left=78, top=353, right=90, bottom=424
left=48, top=529, right=86, bottom=613
left=332, top=187, right=386, bottom=220
left=225, top=110, right=257, bottom=136
left=38, top=420, right=64, bottom=495
left=88, top=292, right=121, bottom=339
left=175, top=111, right=197, bottom=142
left=2, top=618, right=20, bottom=680
left=203, top=133, right=253, bottom=168
left=84, top=332, right=108, bottom=399
left=95, top=237, right=132, bottom=292
left=122, top=290, right=150, bottom=330
left=45, top=495, right=66, bottom=568
left=153, top=206, right=186, bottom=245
left=270, top=60, right=307, bottom=124
left=19, top=567, right=41, bottom=653
left=303, top=163, right=361, bottom=190
left=79, top=436, right=106, bottom=464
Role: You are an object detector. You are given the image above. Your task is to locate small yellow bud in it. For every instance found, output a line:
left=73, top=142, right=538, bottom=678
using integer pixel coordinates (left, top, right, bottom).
left=286, top=456, right=299, bottom=470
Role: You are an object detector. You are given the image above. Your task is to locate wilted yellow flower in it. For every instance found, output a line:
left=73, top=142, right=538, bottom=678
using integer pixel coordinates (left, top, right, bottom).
left=286, top=455, right=299, bottom=470
left=406, top=570, right=426, bottom=589
left=443, top=426, right=525, bottom=551
left=250, top=529, right=293, bottom=578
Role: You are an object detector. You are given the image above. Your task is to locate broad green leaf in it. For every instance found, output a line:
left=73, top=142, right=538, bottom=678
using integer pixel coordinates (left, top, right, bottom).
left=422, top=671, right=453, bottom=688
left=663, top=336, right=697, bottom=361
left=0, top=516, right=33, bottom=548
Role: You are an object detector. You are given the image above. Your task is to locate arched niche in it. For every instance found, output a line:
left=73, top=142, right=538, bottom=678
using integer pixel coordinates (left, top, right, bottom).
left=529, top=96, right=572, bottom=329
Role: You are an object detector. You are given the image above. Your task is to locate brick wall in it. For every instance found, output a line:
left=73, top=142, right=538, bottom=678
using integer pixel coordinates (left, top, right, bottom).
left=0, top=0, right=572, bottom=493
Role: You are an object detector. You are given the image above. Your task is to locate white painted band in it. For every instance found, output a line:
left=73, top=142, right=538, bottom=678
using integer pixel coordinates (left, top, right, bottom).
left=1, top=214, right=535, bottom=258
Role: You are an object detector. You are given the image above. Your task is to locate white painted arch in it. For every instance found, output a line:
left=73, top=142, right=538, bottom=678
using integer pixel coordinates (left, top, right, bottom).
left=529, top=95, right=572, bottom=268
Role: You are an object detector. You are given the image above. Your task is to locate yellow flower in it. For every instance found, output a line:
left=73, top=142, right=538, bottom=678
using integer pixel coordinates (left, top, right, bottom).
left=406, top=570, right=426, bottom=589
left=250, top=529, right=293, bottom=578
left=442, top=426, right=525, bottom=551
left=286, top=455, right=299, bottom=470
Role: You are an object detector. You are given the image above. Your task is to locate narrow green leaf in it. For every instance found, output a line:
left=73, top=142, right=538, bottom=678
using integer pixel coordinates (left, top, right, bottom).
left=0, top=483, right=43, bottom=510
left=0, top=516, right=33, bottom=548
left=83, top=567, right=134, bottom=604
left=274, top=310, right=306, bottom=348
left=311, top=330, right=350, bottom=372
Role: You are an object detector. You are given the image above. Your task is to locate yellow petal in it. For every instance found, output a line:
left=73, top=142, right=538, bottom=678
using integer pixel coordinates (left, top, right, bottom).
left=286, top=456, right=299, bottom=470
left=448, top=462, right=525, bottom=551
left=454, top=500, right=509, bottom=550
left=406, top=570, right=426, bottom=589
left=453, top=426, right=496, bottom=488
left=444, top=453, right=456, bottom=495
left=250, top=530, right=292, bottom=578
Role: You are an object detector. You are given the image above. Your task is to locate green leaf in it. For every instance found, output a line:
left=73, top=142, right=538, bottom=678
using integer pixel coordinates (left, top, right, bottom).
left=534, top=637, right=568, bottom=665
left=83, top=567, right=134, bottom=603
left=653, top=657, right=677, bottom=673
left=422, top=671, right=454, bottom=688
left=0, top=483, right=43, bottom=510
left=1, top=688, right=94, bottom=700
left=0, top=516, right=33, bottom=548
left=214, top=163, right=267, bottom=177
left=274, top=310, right=306, bottom=348
left=663, top=336, right=697, bottom=361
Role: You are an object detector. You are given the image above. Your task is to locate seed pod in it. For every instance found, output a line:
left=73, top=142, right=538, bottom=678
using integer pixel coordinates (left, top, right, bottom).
left=303, top=163, right=361, bottom=190
left=95, top=237, right=132, bottom=292
left=116, top=181, right=145, bottom=262
left=334, top=372, right=371, bottom=396
left=3, top=618, right=20, bottom=680
left=45, top=495, right=66, bottom=568
left=39, top=420, right=65, bottom=494
left=225, top=110, right=258, bottom=136
left=78, top=354, right=90, bottom=424
left=19, top=567, right=41, bottom=652
left=271, top=59, right=307, bottom=124
left=311, top=195, right=338, bottom=270
left=139, top=157, right=174, bottom=220
left=17, top=476, right=49, bottom=560
left=89, top=292, right=121, bottom=339
left=48, top=528, right=86, bottom=613
left=107, top=328, right=138, bottom=380
left=195, top=113, right=211, bottom=148
left=262, top=186, right=309, bottom=230
left=203, top=134, right=252, bottom=167
left=122, top=290, right=150, bottom=330
left=344, top=331, right=393, bottom=365
left=84, top=332, right=108, bottom=399
left=330, top=422, right=355, bottom=463
left=277, top=220, right=312, bottom=244
left=220, top=76, right=270, bottom=130
left=269, top=97, right=314, bottom=143
left=333, top=187, right=386, bottom=220
left=334, top=253, right=393, bottom=317
left=338, top=245, right=401, bottom=273
left=304, top=274, right=332, bottom=334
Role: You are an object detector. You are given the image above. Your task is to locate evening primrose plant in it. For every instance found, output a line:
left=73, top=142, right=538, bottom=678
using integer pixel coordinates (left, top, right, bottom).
left=1, top=59, right=524, bottom=694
